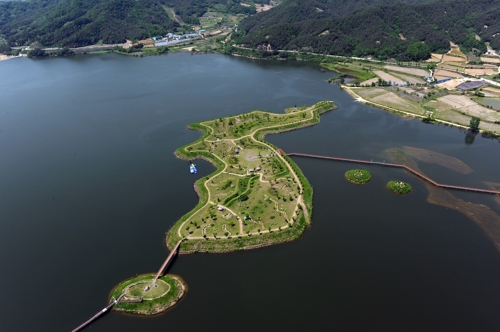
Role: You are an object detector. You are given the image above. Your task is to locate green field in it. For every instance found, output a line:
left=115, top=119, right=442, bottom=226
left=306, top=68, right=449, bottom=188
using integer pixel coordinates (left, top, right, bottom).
left=167, top=101, right=336, bottom=253
left=321, top=63, right=376, bottom=82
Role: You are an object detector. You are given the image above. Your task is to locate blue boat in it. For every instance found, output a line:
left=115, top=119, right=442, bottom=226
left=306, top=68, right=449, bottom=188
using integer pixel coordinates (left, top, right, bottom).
left=190, top=163, right=197, bottom=174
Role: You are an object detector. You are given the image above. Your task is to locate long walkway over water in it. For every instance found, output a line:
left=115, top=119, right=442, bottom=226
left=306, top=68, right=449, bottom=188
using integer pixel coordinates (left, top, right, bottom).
left=285, top=152, right=500, bottom=195
left=71, top=293, right=125, bottom=332
left=153, top=239, right=183, bottom=282
left=72, top=239, right=183, bottom=332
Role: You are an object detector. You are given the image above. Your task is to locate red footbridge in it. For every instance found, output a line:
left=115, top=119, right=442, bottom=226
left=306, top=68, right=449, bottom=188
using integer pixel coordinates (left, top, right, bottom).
left=284, top=152, right=500, bottom=195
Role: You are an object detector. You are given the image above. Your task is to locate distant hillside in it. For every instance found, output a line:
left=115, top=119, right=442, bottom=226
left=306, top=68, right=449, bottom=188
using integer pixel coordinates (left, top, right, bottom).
left=0, top=0, right=176, bottom=47
left=0, top=0, right=267, bottom=47
left=237, top=0, right=500, bottom=60
left=165, top=0, right=269, bottom=25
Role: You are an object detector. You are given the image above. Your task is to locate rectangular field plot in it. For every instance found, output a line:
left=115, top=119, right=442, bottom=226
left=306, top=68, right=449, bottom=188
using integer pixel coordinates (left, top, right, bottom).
left=389, top=72, right=425, bottom=84
left=438, top=96, right=500, bottom=122
left=383, top=65, right=428, bottom=77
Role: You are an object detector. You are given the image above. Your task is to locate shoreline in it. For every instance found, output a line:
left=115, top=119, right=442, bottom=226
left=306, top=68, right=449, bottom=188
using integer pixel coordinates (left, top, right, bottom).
left=0, top=55, right=23, bottom=61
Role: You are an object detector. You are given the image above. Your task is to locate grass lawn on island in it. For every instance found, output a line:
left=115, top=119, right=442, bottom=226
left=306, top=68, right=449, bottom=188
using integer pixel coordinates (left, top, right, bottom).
left=125, top=279, right=170, bottom=299
left=167, top=101, right=336, bottom=252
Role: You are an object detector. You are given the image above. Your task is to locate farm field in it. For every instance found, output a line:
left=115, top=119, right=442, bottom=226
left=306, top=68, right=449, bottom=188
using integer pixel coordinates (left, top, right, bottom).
left=438, top=95, right=500, bottom=122
left=481, top=57, right=500, bottom=64
left=443, top=55, right=467, bottom=63
left=320, top=63, right=376, bottom=82
left=390, top=72, right=425, bottom=84
left=464, top=68, right=498, bottom=76
left=356, top=88, right=425, bottom=115
left=483, top=87, right=500, bottom=96
left=424, top=99, right=454, bottom=111
left=435, top=78, right=465, bottom=89
left=373, top=70, right=403, bottom=82
left=383, top=65, right=428, bottom=76
left=437, top=63, right=466, bottom=72
left=361, top=77, right=378, bottom=85
left=434, top=68, right=464, bottom=78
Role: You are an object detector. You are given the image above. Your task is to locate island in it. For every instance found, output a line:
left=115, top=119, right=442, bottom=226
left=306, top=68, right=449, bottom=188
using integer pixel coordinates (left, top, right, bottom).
left=387, top=180, right=412, bottom=194
left=166, top=101, right=336, bottom=253
left=109, top=274, right=186, bottom=315
left=345, top=169, right=372, bottom=185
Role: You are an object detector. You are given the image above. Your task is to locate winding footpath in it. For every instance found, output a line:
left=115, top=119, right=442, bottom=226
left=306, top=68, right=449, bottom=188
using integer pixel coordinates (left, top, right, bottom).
left=175, top=107, right=321, bottom=240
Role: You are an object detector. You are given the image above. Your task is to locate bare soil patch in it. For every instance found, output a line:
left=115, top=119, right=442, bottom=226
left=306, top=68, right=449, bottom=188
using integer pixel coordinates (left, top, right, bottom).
left=443, top=55, right=467, bottom=63
left=434, top=69, right=464, bottom=78
left=483, top=87, right=500, bottom=96
left=480, top=57, right=500, bottom=64
left=371, top=92, right=425, bottom=114
left=436, top=78, right=465, bottom=90
left=426, top=53, right=443, bottom=62
left=403, top=146, right=473, bottom=174
left=383, top=65, right=428, bottom=76
left=464, top=68, right=497, bottom=75
left=374, top=70, right=403, bottom=82
left=390, top=72, right=425, bottom=84
left=355, top=88, right=387, bottom=99
left=438, top=95, right=476, bottom=108
left=360, top=77, right=378, bottom=86
left=462, top=105, right=500, bottom=122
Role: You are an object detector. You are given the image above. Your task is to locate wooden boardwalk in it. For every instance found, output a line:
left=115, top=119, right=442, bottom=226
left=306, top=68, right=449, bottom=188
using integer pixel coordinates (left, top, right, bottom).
left=286, top=152, right=500, bottom=195
left=71, top=239, right=183, bottom=332
left=71, top=293, right=125, bottom=332
left=153, top=239, right=183, bottom=283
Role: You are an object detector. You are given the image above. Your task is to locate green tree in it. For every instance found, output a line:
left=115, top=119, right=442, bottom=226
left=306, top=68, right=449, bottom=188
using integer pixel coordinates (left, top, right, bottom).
left=469, top=116, right=480, bottom=131
left=406, top=42, right=431, bottom=61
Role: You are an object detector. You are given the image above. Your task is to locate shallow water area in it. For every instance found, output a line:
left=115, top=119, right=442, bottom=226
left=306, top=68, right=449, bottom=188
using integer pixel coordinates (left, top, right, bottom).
left=1, top=53, right=500, bottom=331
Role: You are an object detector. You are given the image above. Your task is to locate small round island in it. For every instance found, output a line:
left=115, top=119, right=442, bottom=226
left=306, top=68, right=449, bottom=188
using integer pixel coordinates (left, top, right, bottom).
left=387, top=180, right=412, bottom=195
left=345, top=169, right=372, bottom=184
left=110, top=274, right=186, bottom=315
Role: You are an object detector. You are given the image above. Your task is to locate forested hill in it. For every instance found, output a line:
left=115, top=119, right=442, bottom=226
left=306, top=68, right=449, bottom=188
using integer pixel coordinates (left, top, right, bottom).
left=165, top=0, right=268, bottom=25
left=237, top=0, right=500, bottom=60
left=0, top=0, right=176, bottom=47
left=240, top=0, right=429, bottom=33
left=0, top=0, right=268, bottom=47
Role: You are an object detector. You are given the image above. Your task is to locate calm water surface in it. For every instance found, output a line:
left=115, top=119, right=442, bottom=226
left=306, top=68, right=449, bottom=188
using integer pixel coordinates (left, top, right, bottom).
left=1, top=53, right=500, bottom=331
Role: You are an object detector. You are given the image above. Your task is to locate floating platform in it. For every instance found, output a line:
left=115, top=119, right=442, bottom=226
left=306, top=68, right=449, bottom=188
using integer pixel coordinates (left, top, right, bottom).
left=189, top=163, right=197, bottom=174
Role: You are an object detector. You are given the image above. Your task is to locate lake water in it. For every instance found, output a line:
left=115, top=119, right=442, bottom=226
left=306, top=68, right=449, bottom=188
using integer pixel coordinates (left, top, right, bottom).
left=1, top=53, right=500, bottom=331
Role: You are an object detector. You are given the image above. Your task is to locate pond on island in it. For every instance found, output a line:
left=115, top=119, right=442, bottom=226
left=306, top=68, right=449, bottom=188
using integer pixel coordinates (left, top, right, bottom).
left=1, top=53, right=500, bottom=331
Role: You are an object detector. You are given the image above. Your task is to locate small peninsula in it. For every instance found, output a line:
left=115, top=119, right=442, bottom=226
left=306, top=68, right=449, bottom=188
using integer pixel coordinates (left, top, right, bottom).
left=166, top=101, right=336, bottom=253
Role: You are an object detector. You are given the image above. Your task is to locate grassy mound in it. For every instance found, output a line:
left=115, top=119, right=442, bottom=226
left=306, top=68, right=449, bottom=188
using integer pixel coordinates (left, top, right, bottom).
left=387, top=180, right=412, bottom=194
left=110, top=274, right=186, bottom=315
left=345, top=169, right=371, bottom=184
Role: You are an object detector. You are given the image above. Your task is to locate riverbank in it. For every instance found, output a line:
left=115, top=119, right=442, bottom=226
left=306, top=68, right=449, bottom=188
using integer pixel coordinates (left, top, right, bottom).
left=0, top=54, right=23, bottom=61
left=342, top=85, right=500, bottom=137
left=166, top=101, right=336, bottom=253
